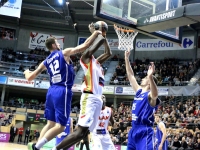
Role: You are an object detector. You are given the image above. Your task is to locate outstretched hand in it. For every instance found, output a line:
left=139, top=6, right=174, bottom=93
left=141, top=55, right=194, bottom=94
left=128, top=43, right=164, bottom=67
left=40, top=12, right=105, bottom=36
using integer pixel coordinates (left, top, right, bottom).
left=147, top=62, right=155, bottom=76
left=125, top=48, right=130, bottom=59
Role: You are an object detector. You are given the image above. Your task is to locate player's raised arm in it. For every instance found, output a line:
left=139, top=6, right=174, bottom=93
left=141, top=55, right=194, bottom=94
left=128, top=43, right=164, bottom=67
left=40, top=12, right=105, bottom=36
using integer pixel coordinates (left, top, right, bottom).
left=124, top=49, right=139, bottom=92
left=96, top=38, right=112, bottom=64
left=62, top=30, right=102, bottom=56
left=147, top=62, right=158, bottom=106
left=24, top=61, right=46, bottom=81
left=109, top=109, right=114, bottom=126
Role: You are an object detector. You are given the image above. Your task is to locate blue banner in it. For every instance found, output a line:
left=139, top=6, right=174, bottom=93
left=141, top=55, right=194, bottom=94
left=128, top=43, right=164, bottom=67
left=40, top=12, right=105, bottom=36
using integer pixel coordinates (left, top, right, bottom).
left=0, top=76, right=7, bottom=84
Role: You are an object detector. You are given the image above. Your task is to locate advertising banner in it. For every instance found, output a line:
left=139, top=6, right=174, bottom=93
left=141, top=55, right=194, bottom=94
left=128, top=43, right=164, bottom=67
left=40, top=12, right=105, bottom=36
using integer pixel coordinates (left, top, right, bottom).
left=72, top=84, right=82, bottom=92
left=0, top=0, right=22, bottom=18
left=115, top=87, right=168, bottom=96
left=29, top=32, right=65, bottom=50
left=78, top=37, right=119, bottom=50
left=0, top=76, right=7, bottom=84
left=136, top=36, right=194, bottom=51
left=115, top=87, right=136, bottom=95
left=158, top=87, right=169, bottom=96
left=0, top=132, right=10, bottom=142
left=35, top=80, right=50, bottom=89
left=7, top=77, right=35, bottom=87
left=103, top=86, right=114, bottom=94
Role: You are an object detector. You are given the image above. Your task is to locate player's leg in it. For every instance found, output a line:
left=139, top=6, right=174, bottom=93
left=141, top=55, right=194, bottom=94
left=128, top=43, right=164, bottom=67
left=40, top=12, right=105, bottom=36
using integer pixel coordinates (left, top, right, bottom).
left=127, top=128, right=136, bottom=150
left=136, top=127, right=154, bottom=150
left=101, top=134, right=115, bottom=150
left=34, top=87, right=68, bottom=149
left=91, top=134, right=103, bottom=150
left=38, top=120, right=56, bottom=141
left=53, top=94, right=102, bottom=150
left=85, top=140, right=90, bottom=150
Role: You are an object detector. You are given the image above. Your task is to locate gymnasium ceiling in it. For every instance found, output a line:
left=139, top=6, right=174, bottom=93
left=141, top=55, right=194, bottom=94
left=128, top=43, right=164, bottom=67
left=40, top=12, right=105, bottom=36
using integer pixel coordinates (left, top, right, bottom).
left=0, top=0, right=200, bottom=34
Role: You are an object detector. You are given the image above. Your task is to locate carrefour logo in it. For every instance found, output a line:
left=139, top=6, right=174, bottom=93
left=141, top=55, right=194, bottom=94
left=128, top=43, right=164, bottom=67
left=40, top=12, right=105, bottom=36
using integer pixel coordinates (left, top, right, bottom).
left=183, top=37, right=193, bottom=48
left=136, top=36, right=194, bottom=50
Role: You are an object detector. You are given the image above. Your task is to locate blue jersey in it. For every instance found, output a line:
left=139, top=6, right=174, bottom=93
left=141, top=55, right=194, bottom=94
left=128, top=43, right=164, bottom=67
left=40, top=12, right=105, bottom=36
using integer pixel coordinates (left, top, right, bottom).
left=155, top=122, right=168, bottom=150
left=132, top=89, right=160, bottom=126
left=43, top=50, right=75, bottom=87
left=156, top=122, right=165, bottom=144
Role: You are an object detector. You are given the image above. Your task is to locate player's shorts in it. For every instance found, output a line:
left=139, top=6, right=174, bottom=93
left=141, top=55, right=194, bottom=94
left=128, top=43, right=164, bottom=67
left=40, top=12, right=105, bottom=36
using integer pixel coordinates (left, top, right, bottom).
left=127, top=125, right=154, bottom=150
left=91, top=133, right=115, bottom=150
left=44, top=85, right=73, bottom=126
left=155, top=140, right=168, bottom=150
left=78, top=93, right=103, bottom=131
left=56, top=136, right=66, bottom=145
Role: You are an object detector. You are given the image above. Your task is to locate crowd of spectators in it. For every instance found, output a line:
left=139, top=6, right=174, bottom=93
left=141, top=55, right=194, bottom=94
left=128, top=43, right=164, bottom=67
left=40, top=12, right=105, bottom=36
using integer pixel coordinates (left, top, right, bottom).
left=0, top=112, right=14, bottom=126
left=105, top=95, right=200, bottom=149
left=0, top=27, right=15, bottom=40
left=0, top=47, right=81, bottom=77
left=110, top=55, right=200, bottom=86
left=3, top=97, right=45, bottom=110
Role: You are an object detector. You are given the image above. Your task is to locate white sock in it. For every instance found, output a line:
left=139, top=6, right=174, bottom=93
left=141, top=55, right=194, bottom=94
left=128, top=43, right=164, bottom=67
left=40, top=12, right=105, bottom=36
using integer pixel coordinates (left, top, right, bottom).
left=52, top=147, right=57, bottom=150
left=35, top=137, right=48, bottom=149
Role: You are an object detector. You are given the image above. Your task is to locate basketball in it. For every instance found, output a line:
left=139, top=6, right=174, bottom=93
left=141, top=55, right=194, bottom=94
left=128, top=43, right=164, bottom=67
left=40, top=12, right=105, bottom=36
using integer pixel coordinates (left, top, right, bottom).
left=94, top=21, right=108, bottom=37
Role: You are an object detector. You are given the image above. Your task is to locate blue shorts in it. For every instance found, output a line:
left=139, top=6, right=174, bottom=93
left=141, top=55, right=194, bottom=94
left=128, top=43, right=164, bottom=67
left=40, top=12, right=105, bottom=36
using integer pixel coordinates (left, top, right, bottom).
left=44, top=85, right=72, bottom=126
left=56, top=136, right=66, bottom=145
left=127, top=125, right=154, bottom=150
left=155, top=140, right=168, bottom=150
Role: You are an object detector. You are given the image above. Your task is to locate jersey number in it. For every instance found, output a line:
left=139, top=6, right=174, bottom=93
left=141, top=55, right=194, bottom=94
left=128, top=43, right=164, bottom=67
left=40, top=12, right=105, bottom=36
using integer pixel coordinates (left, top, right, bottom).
left=49, top=60, right=60, bottom=75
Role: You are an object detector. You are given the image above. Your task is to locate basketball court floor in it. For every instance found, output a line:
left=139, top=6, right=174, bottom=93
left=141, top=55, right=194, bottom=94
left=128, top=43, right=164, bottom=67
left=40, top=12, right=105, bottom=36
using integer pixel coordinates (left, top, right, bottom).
left=1, top=142, right=28, bottom=150
left=0, top=142, right=46, bottom=150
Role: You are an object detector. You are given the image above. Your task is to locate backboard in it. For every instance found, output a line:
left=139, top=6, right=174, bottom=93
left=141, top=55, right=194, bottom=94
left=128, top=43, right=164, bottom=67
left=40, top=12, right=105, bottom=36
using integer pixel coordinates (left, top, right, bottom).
left=94, top=0, right=183, bottom=43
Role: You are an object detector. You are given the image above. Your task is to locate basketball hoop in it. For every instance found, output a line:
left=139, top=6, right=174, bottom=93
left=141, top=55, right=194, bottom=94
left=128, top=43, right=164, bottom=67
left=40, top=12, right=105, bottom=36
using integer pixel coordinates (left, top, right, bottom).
left=114, top=24, right=138, bottom=51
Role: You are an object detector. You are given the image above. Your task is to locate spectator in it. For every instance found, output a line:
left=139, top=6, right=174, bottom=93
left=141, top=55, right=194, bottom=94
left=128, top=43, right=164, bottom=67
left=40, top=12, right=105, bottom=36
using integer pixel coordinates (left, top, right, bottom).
left=24, top=127, right=30, bottom=145
left=18, top=127, right=24, bottom=144
left=172, top=137, right=181, bottom=149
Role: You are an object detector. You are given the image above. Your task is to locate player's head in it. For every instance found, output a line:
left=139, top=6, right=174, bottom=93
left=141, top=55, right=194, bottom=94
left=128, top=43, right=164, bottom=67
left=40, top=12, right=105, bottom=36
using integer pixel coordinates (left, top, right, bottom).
left=154, top=114, right=161, bottom=123
left=101, top=95, right=106, bottom=109
left=140, top=75, right=158, bottom=87
left=89, top=21, right=108, bottom=37
left=45, top=37, right=61, bottom=51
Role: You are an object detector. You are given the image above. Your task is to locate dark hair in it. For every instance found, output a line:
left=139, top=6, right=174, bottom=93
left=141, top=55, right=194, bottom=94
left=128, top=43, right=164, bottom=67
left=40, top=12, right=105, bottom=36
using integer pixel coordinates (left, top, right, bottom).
left=45, top=37, right=56, bottom=50
left=154, top=114, right=161, bottom=118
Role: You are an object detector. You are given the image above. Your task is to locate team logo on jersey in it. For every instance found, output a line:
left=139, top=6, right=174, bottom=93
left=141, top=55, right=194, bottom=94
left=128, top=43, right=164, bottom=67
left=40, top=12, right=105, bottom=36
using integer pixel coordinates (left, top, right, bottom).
left=132, top=103, right=136, bottom=110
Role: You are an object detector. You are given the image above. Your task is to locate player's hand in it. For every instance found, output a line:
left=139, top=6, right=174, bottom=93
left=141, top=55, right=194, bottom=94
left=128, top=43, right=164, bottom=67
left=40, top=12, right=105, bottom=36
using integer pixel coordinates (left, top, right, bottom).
left=158, top=144, right=163, bottom=150
left=23, top=69, right=32, bottom=79
left=88, top=22, right=95, bottom=34
left=147, top=62, right=155, bottom=77
left=81, top=140, right=84, bottom=143
left=23, top=69, right=31, bottom=75
left=125, top=48, right=130, bottom=59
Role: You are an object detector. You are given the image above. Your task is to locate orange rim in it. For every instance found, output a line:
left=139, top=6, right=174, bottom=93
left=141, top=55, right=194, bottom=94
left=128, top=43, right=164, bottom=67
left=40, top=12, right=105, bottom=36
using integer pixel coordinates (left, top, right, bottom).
left=114, top=24, right=135, bottom=33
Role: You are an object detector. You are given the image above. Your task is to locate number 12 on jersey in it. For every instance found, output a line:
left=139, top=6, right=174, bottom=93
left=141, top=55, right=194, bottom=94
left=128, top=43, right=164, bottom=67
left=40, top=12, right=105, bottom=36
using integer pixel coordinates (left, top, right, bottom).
left=49, top=60, right=60, bottom=75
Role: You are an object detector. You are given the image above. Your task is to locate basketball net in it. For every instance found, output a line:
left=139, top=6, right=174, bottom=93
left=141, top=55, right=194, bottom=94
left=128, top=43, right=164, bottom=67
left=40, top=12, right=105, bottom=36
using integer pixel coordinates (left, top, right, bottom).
left=114, top=24, right=138, bottom=51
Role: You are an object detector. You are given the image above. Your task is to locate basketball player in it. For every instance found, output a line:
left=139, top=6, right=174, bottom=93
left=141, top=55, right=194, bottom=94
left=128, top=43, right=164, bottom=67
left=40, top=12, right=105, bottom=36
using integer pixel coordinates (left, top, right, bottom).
left=55, top=117, right=73, bottom=150
left=125, top=48, right=160, bottom=150
left=91, top=95, right=115, bottom=150
left=24, top=30, right=102, bottom=150
left=52, top=21, right=112, bottom=150
left=154, top=114, right=168, bottom=150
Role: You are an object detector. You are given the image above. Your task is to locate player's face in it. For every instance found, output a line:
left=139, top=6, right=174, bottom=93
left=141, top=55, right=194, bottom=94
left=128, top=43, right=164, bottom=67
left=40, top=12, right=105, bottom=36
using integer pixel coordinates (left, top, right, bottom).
left=55, top=40, right=61, bottom=50
left=140, top=76, right=149, bottom=86
left=155, top=116, right=159, bottom=122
